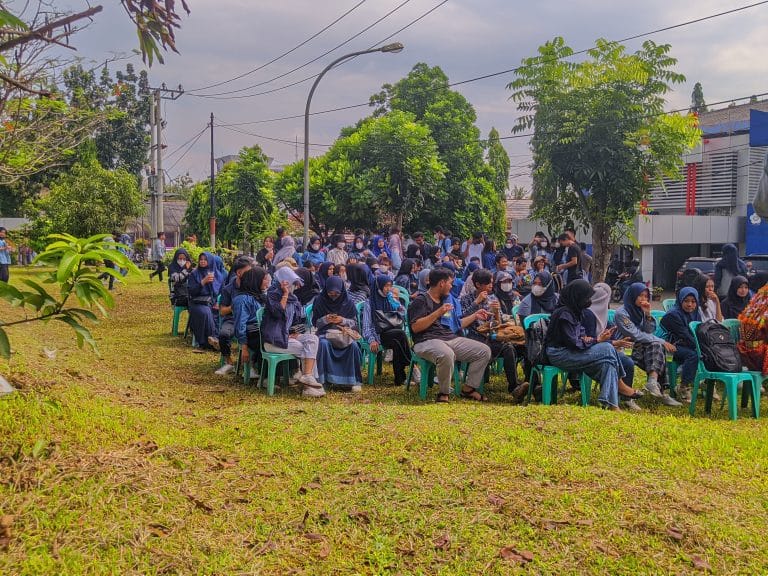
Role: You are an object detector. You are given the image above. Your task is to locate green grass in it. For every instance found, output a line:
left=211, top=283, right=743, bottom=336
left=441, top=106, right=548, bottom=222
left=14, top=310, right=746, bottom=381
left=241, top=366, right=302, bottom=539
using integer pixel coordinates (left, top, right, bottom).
left=2, top=268, right=768, bottom=575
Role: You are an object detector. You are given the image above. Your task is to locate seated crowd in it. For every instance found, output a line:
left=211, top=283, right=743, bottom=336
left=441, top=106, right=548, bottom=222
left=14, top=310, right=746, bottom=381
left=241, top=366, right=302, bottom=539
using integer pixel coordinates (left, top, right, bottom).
left=167, top=227, right=768, bottom=408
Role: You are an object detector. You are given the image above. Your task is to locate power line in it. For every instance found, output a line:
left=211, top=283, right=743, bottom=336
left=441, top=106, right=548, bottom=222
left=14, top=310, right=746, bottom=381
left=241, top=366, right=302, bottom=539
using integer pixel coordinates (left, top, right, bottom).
left=165, top=125, right=209, bottom=160
left=216, top=124, right=333, bottom=149
left=187, top=0, right=371, bottom=93
left=190, top=0, right=414, bottom=98
left=166, top=127, right=207, bottom=174
left=197, top=0, right=768, bottom=112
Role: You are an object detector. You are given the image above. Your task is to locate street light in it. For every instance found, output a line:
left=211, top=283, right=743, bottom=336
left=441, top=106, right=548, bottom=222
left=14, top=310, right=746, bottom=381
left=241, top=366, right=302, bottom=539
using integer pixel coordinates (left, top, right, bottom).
left=303, top=43, right=404, bottom=248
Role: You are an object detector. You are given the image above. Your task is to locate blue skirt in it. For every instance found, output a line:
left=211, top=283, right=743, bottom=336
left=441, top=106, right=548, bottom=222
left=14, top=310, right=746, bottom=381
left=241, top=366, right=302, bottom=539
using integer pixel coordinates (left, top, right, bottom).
left=189, top=302, right=218, bottom=347
left=316, top=338, right=362, bottom=387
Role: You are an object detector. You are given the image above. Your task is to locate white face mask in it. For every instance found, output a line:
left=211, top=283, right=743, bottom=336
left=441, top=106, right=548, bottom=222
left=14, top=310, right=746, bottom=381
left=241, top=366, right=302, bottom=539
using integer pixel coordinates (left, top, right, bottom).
left=355, top=243, right=363, bottom=250
left=336, top=243, right=345, bottom=250
left=500, top=282, right=514, bottom=293
left=532, top=284, right=547, bottom=297
left=505, top=243, right=513, bottom=249
left=177, top=259, right=186, bottom=267
left=287, top=284, right=296, bottom=294
left=379, top=265, right=389, bottom=273
left=540, top=241, right=548, bottom=248
left=311, top=243, right=320, bottom=250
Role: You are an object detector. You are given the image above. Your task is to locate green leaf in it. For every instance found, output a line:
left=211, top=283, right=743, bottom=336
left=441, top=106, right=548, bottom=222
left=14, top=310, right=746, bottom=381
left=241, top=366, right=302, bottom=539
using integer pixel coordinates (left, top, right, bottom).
left=0, top=328, right=9, bottom=359
left=56, top=250, right=79, bottom=284
left=31, top=439, right=48, bottom=459
left=0, top=9, right=28, bottom=29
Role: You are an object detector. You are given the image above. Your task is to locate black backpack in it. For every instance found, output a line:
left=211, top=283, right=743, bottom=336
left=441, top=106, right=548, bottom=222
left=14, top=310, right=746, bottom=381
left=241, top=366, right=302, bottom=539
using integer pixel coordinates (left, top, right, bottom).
left=696, top=320, right=742, bottom=373
left=525, top=316, right=550, bottom=366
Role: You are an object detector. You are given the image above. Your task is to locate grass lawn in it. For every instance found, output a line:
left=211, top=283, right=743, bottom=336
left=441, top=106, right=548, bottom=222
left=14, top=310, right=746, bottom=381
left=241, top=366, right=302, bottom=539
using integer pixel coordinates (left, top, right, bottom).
left=1, top=268, right=768, bottom=575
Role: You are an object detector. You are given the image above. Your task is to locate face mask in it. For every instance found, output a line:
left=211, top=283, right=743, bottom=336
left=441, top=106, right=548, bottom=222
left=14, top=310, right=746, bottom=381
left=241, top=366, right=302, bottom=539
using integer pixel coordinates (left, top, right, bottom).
left=177, top=260, right=186, bottom=267
left=379, top=266, right=389, bottom=273
left=505, top=243, right=513, bottom=249
left=311, top=243, right=320, bottom=251
left=336, top=243, right=345, bottom=250
left=500, top=282, right=514, bottom=293
left=532, top=285, right=547, bottom=297
left=355, top=243, right=363, bottom=250
left=540, top=242, right=548, bottom=249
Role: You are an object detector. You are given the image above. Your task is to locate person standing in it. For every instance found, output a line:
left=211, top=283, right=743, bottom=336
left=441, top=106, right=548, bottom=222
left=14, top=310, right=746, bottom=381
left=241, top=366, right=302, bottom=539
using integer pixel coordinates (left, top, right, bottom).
left=555, top=233, right=583, bottom=284
left=388, top=227, right=403, bottom=271
left=148, top=232, right=166, bottom=282
left=0, top=227, right=11, bottom=283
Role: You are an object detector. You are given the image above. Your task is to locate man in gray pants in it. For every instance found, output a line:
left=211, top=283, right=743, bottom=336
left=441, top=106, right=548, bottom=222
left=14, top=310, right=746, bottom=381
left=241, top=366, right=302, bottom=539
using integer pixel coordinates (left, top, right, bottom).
left=408, top=267, right=492, bottom=402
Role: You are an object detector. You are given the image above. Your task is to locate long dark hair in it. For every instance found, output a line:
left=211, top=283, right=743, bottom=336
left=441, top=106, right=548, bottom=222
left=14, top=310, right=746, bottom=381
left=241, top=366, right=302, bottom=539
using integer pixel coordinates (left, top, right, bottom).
left=239, top=266, right=267, bottom=300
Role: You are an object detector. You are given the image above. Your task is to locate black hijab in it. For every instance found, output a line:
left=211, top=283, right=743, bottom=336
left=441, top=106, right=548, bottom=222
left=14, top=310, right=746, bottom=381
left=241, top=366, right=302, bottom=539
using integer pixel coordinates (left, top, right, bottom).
left=397, top=258, right=416, bottom=278
left=347, top=263, right=371, bottom=296
left=721, top=275, right=750, bottom=318
left=239, top=266, right=267, bottom=301
left=168, top=248, right=190, bottom=276
left=312, top=275, right=357, bottom=321
left=558, top=279, right=595, bottom=319
left=294, top=267, right=318, bottom=305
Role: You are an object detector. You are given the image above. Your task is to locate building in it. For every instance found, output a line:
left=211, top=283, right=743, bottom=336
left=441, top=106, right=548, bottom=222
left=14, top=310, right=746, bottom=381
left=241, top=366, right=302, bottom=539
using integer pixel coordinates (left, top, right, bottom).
left=507, top=100, right=768, bottom=288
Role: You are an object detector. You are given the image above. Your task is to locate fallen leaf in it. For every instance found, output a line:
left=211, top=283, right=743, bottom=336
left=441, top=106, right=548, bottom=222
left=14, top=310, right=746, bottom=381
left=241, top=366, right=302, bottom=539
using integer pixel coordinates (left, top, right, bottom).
left=185, top=493, right=213, bottom=513
left=433, top=533, right=451, bottom=551
left=487, top=494, right=506, bottom=508
left=348, top=510, right=371, bottom=524
left=247, top=540, right=277, bottom=555
left=0, top=515, right=13, bottom=547
left=304, top=532, right=325, bottom=542
left=298, top=481, right=322, bottom=494
left=132, top=438, right=159, bottom=454
left=595, top=543, right=608, bottom=554
left=666, top=527, right=684, bottom=542
left=317, top=541, right=331, bottom=559
left=499, top=546, right=534, bottom=564
left=147, top=523, right=171, bottom=538
left=576, top=519, right=594, bottom=526
left=691, top=555, right=711, bottom=571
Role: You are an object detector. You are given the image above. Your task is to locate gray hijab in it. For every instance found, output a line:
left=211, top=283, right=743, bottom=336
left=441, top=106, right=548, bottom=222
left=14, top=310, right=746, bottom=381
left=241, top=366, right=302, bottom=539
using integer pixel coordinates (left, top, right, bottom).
left=588, top=282, right=612, bottom=334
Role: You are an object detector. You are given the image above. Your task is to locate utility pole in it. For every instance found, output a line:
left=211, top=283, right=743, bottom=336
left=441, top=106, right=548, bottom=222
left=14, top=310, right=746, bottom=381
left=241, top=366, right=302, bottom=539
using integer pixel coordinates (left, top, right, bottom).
left=209, top=113, right=216, bottom=249
left=146, top=83, right=184, bottom=239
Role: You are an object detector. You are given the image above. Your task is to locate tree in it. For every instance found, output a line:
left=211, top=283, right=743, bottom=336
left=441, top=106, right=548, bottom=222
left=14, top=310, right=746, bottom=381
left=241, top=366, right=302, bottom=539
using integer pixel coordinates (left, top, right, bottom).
left=29, top=151, right=145, bottom=240
left=486, top=127, right=510, bottom=198
left=0, top=233, right=139, bottom=359
left=184, top=146, right=284, bottom=248
left=691, top=82, right=707, bottom=114
left=370, top=63, right=505, bottom=240
left=509, top=38, right=700, bottom=281
left=509, top=185, right=528, bottom=200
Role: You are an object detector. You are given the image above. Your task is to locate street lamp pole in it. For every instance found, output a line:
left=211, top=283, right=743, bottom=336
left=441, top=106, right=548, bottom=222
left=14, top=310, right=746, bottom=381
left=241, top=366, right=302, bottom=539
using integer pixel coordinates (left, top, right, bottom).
left=303, top=43, right=403, bottom=248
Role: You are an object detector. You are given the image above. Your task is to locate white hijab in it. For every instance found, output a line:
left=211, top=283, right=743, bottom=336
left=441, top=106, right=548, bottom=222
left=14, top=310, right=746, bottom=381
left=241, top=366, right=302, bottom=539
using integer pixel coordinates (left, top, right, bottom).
left=273, top=235, right=296, bottom=265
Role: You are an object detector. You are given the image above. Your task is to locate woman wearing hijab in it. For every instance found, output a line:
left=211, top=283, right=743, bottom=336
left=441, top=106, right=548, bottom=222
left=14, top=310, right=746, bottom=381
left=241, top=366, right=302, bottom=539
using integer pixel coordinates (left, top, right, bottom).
left=262, top=267, right=324, bottom=397
left=369, top=275, right=413, bottom=386
left=187, top=252, right=224, bottom=351
left=481, top=239, right=497, bottom=271
left=312, top=276, right=363, bottom=391
left=394, top=258, right=419, bottom=296
left=234, top=266, right=269, bottom=373
left=692, top=272, right=723, bottom=322
left=168, top=247, right=192, bottom=307
left=545, top=280, right=624, bottom=410
left=715, top=243, right=748, bottom=298
left=517, top=271, right=558, bottom=323
left=660, top=287, right=702, bottom=403
left=256, top=236, right=275, bottom=271
left=417, top=268, right=431, bottom=295
left=273, top=235, right=296, bottom=266
left=493, top=271, right=517, bottom=315
left=348, top=236, right=370, bottom=262
left=615, top=283, right=682, bottom=407
left=316, top=261, right=335, bottom=291
left=462, top=261, right=480, bottom=282
left=721, top=275, right=751, bottom=319
left=293, top=267, right=319, bottom=306
left=302, top=236, right=326, bottom=269
left=584, top=283, right=641, bottom=409
left=371, top=235, right=391, bottom=260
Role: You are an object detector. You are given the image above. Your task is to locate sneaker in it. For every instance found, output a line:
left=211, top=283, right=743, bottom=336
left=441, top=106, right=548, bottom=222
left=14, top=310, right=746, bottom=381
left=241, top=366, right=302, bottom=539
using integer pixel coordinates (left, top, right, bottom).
left=302, top=385, right=326, bottom=398
left=676, top=386, right=692, bottom=403
left=624, top=399, right=643, bottom=412
left=214, top=363, right=234, bottom=376
left=410, top=367, right=422, bottom=384
left=711, top=387, right=721, bottom=402
left=644, top=380, right=663, bottom=398
left=384, top=349, right=393, bottom=362
left=511, top=382, right=529, bottom=402
left=289, top=370, right=302, bottom=385
left=351, top=385, right=362, bottom=393
left=207, top=336, right=220, bottom=351
left=660, top=393, right=683, bottom=407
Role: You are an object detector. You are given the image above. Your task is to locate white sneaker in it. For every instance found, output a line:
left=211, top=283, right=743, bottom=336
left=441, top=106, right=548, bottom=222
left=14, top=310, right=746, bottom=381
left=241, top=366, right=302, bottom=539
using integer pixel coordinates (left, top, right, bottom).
left=644, top=380, right=663, bottom=398
left=661, top=393, right=683, bottom=407
left=289, top=370, right=302, bottom=385
left=302, top=385, right=326, bottom=398
left=384, top=349, right=393, bottom=362
left=351, top=385, right=362, bottom=393
left=214, top=363, right=234, bottom=376
left=624, top=399, right=643, bottom=412
left=411, top=367, right=422, bottom=384
left=711, top=387, right=721, bottom=402
left=298, top=374, right=326, bottom=397
left=676, top=386, right=692, bottom=403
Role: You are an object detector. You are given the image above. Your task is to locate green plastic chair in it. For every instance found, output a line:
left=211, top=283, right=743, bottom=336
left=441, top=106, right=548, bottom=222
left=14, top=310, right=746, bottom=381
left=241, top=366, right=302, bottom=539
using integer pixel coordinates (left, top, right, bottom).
left=171, top=305, right=188, bottom=336
left=522, top=313, right=567, bottom=406
left=406, top=351, right=463, bottom=401
left=304, top=303, right=314, bottom=331
left=355, top=301, right=379, bottom=386
left=722, top=319, right=764, bottom=413
left=244, top=308, right=298, bottom=395
left=688, top=321, right=759, bottom=420
left=607, top=309, right=615, bottom=324
left=662, top=298, right=676, bottom=312
left=512, top=304, right=520, bottom=320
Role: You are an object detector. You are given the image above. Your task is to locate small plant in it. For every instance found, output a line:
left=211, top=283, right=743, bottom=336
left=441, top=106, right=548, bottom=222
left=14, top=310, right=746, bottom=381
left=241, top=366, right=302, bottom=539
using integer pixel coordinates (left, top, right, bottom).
left=0, top=233, right=139, bottom=358
left=652, top=285, right=665, bottom=301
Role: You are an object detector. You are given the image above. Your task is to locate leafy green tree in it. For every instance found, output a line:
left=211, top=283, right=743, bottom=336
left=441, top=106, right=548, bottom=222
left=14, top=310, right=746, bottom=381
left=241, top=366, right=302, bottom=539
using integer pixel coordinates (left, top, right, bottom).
left=0, top=233, right=139, bottom=358
left=28, top=152, right=145, bottom=241
left=370, top=63, right=505, bottom=240
left=509, top=38, right=701, bottom=280
left=486, top=127, right=510, bottom=198
left=691, top=82, right=707, bottom=114
left=184, top=146, right=284, bottom=248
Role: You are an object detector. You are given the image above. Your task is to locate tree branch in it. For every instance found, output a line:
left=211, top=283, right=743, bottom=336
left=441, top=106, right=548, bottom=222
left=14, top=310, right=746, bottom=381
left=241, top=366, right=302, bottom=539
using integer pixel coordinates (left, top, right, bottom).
left=0, top=5, right=103, bottom=53
left=0, top=71, right=51, bottom=95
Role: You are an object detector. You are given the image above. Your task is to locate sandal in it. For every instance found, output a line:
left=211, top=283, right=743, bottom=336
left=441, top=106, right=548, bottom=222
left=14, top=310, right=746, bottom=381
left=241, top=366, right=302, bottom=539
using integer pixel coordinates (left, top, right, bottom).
left=460, top=388, right=488, bottom=402
left=436, top=393, right=451, bottom=403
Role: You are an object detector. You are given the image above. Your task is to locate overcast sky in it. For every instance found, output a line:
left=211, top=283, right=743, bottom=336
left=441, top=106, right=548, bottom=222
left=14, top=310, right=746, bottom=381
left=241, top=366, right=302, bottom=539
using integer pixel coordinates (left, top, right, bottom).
left=51, top=0, right=768, bottom=188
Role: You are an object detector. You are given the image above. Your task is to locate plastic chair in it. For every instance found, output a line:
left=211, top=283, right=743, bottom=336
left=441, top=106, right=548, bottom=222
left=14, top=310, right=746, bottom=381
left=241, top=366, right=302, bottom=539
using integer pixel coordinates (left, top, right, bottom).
left=171, top=305, right=188, bottom=336
left=245, top=308, right=299, bottom=395
left=522, top=313, right=567, bottom=406
left=406, top=351, right=462, bottom=400
left=722, top=319, right=765, bottom=412
left=607, top=309, right=615, bottom=325
left=662, top=298, right=676, bottom=312
left=688, top=321, right=758, bottom=420
left=305, top=303, right=314, bottom=331
left=355, top=301, right=379, bottom=386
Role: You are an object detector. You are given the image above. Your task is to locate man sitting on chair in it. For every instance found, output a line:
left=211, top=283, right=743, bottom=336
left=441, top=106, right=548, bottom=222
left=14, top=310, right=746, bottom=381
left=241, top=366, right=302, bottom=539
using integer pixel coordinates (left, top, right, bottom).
left=408, top=267, right=492, bottom=403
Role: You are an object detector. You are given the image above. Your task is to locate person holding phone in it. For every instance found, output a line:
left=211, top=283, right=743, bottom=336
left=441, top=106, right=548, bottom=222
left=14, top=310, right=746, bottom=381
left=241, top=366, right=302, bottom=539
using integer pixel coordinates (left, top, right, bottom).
left=408, top=267, right=492, bottom=403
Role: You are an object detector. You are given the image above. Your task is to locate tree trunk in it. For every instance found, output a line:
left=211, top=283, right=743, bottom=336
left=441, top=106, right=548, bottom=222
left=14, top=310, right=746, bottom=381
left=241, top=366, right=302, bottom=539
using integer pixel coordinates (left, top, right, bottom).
left=395, top=212, right=404, bottom=231
left=591, top=219, right=612, bottom=284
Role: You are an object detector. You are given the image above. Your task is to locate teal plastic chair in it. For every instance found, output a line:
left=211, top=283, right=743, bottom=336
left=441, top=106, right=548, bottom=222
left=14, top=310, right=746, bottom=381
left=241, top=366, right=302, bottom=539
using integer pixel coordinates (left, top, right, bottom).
left=244, top=308, right=299, bottom=395
left=171, top=305, right=188, bottom=336
left=662, top=298, right=676, bottom=312
left=406, top=351, right=463, bottom=400
left=722, top=319, right=764, bottom=413
left=688, top=321, right=759, bottom=420
left=523, top=313, right=567, bottom=406
left=512, top=304, right=520, bottom=321
left=607, top=309, right=615, bottom=325
left=305, top=303, right=314, bottom=331
left=355, top=301, right=379, bottom=386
